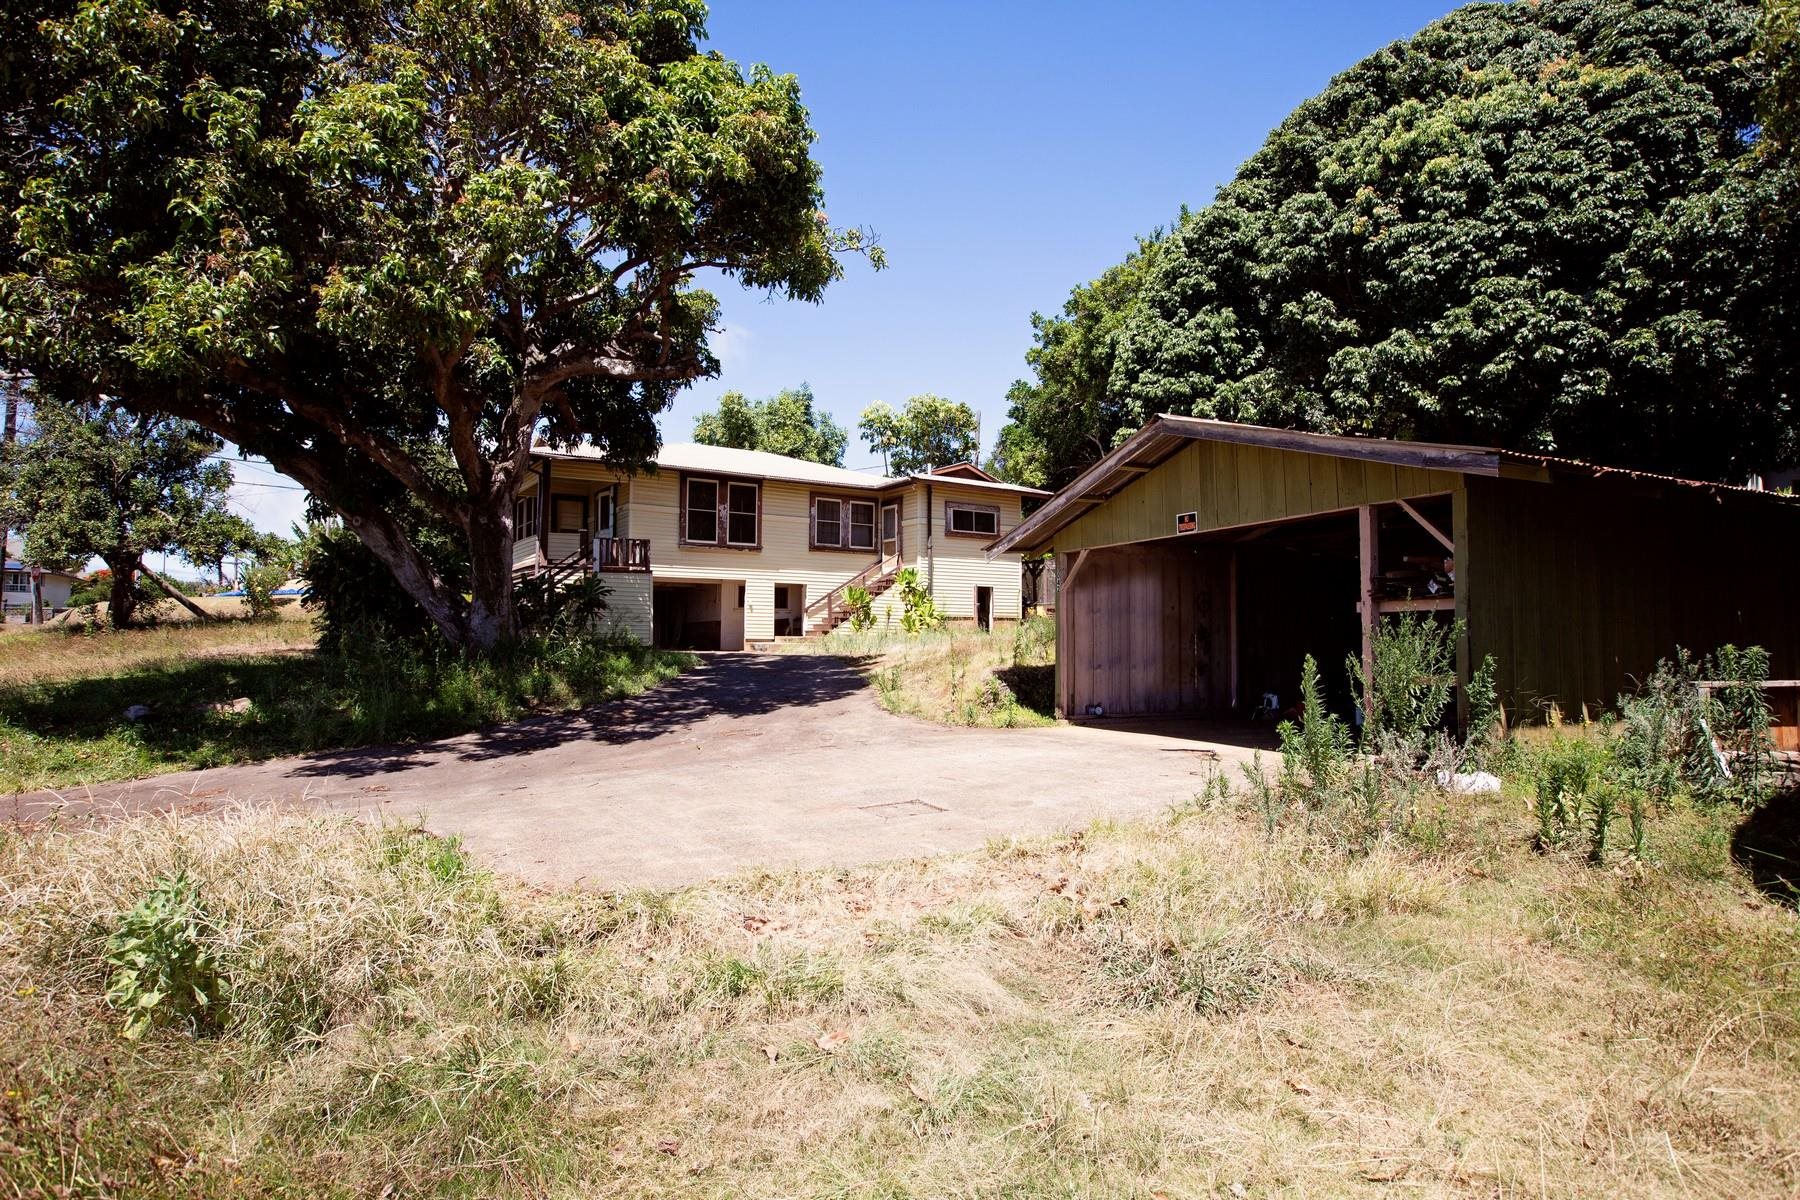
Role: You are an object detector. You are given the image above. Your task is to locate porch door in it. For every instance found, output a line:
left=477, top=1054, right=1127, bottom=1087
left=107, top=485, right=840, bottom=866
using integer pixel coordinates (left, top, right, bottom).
left=881, top=502, right=900, bottom=561
left=594, top=488, right=616, bottom=538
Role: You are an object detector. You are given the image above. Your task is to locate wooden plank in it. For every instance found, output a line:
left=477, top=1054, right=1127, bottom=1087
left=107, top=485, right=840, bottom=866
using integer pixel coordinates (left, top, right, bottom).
left=1310, top=454, right=1341, bottom=514
left=1452, top=485, right=1471, bottom=729
left=1358, top=505, right=1378, bottom=701
left=1228, top=549, right=1240, bottom=710
left=1336, top=457, right=1368, bottom=510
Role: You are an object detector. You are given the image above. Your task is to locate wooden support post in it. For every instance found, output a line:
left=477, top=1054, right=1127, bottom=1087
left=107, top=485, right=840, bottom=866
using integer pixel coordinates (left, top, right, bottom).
left=1227, top=548, right=1240, bottom=711
left=536, top=457, right=552, bottom=567
left=1058, top=548, right=1091, bottom=718
left=1452, top=486, right=1471, bottom=731
left=1358, top=505, right=1378, bottom=710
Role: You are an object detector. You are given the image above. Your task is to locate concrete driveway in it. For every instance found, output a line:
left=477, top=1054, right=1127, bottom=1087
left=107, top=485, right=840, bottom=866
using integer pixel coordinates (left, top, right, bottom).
left=9, top=654, right=1270, bottom=889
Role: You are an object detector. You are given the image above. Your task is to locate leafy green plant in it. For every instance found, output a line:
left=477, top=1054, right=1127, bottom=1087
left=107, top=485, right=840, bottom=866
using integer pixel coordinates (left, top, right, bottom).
left=514, top=572, right=612, bottom=638
left=1462, top=653, right=1503, bottom=770
left=895, top=567, right=944, bottom=634
left=1347, top=613, right=1459, bottom=749
left=842, top=584, right=876, bottom=632
left=104, top=872, right=226, bottom=1039
left=1276, top=655, right=1353, bottom=809
left=241, top=561, right=289, bottom=620
left=1529, top=734, right=1609, bottom=854
left=1704, top=644, right=1776, bottom=807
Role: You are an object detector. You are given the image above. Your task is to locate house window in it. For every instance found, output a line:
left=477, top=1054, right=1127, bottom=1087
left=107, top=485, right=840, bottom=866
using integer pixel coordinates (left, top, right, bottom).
left=736, top=585, right=745, bottom=608
left=945, top=501, right=1000, bottom=538
left=682, top=476, right=760, bottom=548
left=513, top=497, right=538, bottom=540
left=595, top=491, right=616, bottom=535
left=551, top=495, right=587, bottom=533
left=811, top=494, right=882, bottom=551
left=815, top=498, right=842, bottom=548
left=685, top=478, right=719, bottom=543
left=847, top=501, right=876, bottom=550
left=727, top=482, right=759, bottom=546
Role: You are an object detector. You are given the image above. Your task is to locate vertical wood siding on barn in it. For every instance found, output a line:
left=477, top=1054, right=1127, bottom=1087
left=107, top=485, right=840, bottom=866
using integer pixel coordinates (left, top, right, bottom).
left=1058, top=543, right=1231, bottom=717
left=1050, top=440, right=1467, bottom=553
left=1464, top=475, right=1800, bottom=720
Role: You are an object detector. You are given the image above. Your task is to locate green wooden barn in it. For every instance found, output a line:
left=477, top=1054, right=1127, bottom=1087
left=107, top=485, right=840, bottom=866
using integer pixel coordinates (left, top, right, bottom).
left=990, top=416, right=1800, bottom=727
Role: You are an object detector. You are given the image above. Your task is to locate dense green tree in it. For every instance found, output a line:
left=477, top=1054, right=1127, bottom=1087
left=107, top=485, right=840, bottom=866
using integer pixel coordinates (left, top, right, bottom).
left=1763, top=0, right=1800, bottom=153
left=692, top=384, right=847, bottom=465
left=0, top=0, right=877, bottom=650
left=0, top=400, right=248, bottom=627
left=1105, top=0, right=1797, bottom=483
left=990, top=230, right=1171, bottom=489
left=857, top=394, right=979, bottom=475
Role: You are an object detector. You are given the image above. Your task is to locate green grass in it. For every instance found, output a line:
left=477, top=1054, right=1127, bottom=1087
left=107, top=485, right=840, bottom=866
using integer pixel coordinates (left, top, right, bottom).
left=782, top=616, right=1059, bottom=728
left=0, top=623, right=695, bottom=793
left=3, top=786, right=1797, bottom=1198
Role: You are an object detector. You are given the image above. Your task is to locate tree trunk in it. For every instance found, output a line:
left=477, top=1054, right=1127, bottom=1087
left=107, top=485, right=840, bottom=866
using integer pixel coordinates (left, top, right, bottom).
left=464, top=505, right=517, bottom=652
left=339, top=508, right=472, bottom=648
left=104, top=555, right=137, bottom=629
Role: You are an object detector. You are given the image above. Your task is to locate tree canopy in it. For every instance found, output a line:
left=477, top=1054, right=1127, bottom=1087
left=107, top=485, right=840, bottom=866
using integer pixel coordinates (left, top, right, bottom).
left=989, top=230, right=1171, bottom=489
left=692, top=384, right=847, bottom=465
left=0, top=400, right=255, bottom=626
left=857, top=394, right=980, bottom=476
left=1, top=0, right=876, bottom=649
left=1001, top=0, right=1797, bottom=487
left=1763, top=0, right=1800, bottom=154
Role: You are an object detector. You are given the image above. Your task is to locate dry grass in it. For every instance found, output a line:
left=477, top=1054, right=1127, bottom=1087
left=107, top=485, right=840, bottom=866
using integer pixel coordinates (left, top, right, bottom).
left=783, top=618, right=1058, bottom=727
left=0, top=614, right=318, bottom=689
left=2, top=791, right=1795, bottom=1198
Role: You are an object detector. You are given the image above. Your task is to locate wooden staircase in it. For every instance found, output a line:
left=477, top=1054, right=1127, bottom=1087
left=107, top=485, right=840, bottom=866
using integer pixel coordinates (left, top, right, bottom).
left=800, top=552, right=902, bottom=639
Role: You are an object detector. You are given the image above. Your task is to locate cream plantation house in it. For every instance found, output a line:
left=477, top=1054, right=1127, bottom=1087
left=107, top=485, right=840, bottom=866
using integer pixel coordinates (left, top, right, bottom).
left=510, top=442, right=1047, bottom=649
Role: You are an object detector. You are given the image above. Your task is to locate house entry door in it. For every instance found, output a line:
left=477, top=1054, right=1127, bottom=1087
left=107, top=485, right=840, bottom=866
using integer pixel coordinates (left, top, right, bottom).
left=881, top=503, right=900, bottom=561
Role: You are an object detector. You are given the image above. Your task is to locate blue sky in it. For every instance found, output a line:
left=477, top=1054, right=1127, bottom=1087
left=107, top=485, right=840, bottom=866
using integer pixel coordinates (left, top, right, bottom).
left=227, top=0, right=1460, bottom=537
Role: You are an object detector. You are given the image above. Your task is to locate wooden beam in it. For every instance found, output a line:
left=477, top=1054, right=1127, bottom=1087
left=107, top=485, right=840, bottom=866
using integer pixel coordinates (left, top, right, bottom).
left=1358, top=505, right=1378, bottom=706
left=1227, top=548, right=1239, bottom=711
left=1375, top=595, right=1455, bottom=614
left=1059, top=548, right=1092, bottom=718
left=1395, top=497, right=1454, bottom=553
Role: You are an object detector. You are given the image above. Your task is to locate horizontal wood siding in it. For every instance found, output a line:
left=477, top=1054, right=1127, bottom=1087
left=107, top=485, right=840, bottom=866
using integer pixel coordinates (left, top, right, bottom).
left=1466, top=476, right=1800, bottom=720
left=1052, top=440, right=1466, bottom=552
left=1059, top=542, right=1231, bottom=717
left=602, top=573, right=654, bottom=644
left=926, top=482, right=1025, bottom=620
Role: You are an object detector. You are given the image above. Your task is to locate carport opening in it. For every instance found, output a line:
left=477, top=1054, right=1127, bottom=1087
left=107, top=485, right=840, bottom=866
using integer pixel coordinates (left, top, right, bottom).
left=653, top=583, right=723, bottom=650
left=1235, top=512, right=1361, bottom=721
left=1059, top=494, right=1459, bottom=731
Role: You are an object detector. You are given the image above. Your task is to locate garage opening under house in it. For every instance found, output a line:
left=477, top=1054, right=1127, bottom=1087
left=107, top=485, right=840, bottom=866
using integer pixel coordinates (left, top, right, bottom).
left=990, top=416, right=1800, bottom=727
left=510, top=442, right=1047, bottom=649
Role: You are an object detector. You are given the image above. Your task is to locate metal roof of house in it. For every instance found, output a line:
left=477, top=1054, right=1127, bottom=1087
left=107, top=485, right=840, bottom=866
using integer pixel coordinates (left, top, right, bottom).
left=2, top=559, right=81, bottom=579
left=990, top=414, right=1796, bottom=556
left=532, top=441, right=1049, bottom=496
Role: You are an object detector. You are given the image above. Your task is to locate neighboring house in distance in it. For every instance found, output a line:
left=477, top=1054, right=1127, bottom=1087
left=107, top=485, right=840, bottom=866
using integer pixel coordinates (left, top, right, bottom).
left=2, top=547, right=80, bottom=621
left=510, top=443, right=1048, bottom=649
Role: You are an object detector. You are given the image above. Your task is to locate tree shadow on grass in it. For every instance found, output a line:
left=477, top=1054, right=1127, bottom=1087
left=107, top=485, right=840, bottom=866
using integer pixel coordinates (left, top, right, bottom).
left=1, top=654, right=333, bottom=782
left=1732, top=789, right=1800, bottom=908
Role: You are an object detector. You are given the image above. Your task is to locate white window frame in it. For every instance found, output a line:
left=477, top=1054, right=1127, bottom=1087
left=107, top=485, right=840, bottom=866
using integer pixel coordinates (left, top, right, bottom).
left=726, top=481, right=760, bottom=547
left=684, top=477, right=720, bottom=545
left=847, top=500, right=876, bottom=550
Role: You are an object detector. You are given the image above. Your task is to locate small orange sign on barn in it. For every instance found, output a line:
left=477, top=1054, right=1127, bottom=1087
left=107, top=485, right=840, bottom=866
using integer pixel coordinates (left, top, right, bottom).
left=1175, top=511, right=1198, bottom=534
